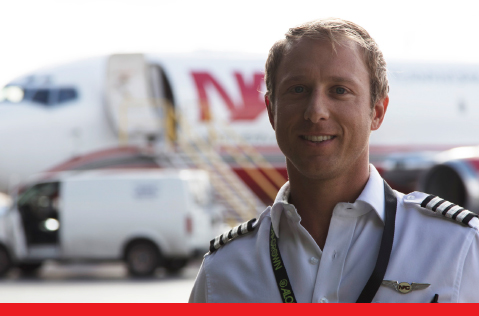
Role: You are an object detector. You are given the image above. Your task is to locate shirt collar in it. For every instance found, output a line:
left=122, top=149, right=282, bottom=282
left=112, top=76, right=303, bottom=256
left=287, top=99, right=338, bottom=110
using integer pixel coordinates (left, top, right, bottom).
left=270, top=164, right=386, bottom=237
left=270, top=181, right=293, bottom=237
left=355, top=164, right=385, bottom=224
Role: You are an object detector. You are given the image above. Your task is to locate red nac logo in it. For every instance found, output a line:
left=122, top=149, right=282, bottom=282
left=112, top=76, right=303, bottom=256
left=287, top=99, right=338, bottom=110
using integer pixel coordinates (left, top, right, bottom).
left=191, top=72, right=265, bottom=121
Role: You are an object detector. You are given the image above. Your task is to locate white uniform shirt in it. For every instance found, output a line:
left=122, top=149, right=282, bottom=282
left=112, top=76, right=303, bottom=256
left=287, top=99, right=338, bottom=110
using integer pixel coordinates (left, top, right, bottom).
left=189, top=165, right=479, bottom=303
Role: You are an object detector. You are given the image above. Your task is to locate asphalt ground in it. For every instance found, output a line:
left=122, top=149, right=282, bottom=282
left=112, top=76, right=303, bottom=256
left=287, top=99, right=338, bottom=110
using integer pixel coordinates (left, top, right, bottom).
left=0, top=259, right=202, bottom=302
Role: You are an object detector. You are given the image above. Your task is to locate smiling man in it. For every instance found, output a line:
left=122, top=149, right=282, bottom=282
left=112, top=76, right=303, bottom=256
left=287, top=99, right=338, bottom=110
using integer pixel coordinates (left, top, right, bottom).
left=189, top=18, right=479, bottom=303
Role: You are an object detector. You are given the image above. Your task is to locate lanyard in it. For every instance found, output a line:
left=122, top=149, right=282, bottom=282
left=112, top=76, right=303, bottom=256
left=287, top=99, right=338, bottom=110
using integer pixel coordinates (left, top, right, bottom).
left=270, top=181, right=397, bottom=303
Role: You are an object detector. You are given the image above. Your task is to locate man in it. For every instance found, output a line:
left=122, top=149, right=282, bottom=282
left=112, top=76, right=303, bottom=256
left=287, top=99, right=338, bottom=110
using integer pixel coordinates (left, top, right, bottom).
left=189, top=18, right=479, bottom=303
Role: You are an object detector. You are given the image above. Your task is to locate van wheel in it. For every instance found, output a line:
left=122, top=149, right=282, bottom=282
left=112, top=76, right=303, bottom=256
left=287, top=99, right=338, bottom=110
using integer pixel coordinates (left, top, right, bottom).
left=17, top=263, right=43, bottom=275
left=125, top=241, right=159, bottom=277
left=0, top=246, right=12, bottom=277
left=164, top=258, right=188, bottom=274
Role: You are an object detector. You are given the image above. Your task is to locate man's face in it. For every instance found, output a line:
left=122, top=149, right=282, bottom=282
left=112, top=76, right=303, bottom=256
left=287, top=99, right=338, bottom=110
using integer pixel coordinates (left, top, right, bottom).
left=267, top=38, right=387, bottom=181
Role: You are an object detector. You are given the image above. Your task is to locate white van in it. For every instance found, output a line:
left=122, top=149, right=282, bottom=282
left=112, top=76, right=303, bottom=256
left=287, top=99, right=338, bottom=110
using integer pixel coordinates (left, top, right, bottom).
left=0, top=169, right=220, bottom=277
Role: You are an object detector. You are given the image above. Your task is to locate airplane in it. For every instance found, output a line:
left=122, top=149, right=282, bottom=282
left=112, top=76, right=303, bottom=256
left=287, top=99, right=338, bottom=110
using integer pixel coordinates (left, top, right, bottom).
left=2, top=53, right=479, bottom=214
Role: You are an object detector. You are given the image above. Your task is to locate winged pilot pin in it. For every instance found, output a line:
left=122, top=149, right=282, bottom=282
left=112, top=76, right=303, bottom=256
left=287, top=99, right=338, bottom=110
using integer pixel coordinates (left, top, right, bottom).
left=382, top=280, right=430, bottom=294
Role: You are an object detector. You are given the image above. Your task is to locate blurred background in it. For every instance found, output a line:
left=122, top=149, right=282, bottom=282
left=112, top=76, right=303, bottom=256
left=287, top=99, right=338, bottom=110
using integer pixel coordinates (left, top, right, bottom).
left=1, top=0, right=479, bottom=302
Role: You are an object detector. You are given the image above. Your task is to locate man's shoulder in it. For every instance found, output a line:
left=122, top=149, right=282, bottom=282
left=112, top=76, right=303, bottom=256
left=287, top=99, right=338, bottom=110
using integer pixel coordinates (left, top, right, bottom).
left=205, top=207, right=272, bottom=260
left=207, top=218, right=258, bottom=255
left=192, top=207, right=281, bottom=303
left=395, top=190, right=479, bottom=236
left=388, top=190, right=479, bottom=303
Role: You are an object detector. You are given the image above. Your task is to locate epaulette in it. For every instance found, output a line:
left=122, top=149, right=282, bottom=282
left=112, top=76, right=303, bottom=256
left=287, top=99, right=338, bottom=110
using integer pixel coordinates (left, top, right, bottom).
left=208, top=218, right=256, bottom=254
left=419, top=194, right=479, bottom=229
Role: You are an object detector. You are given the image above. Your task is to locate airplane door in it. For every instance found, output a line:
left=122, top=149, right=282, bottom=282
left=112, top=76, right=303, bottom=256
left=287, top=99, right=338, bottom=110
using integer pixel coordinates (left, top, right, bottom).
left=105, top=54, right=163, bottom=146
left=149, top=64, right=176, bottom=144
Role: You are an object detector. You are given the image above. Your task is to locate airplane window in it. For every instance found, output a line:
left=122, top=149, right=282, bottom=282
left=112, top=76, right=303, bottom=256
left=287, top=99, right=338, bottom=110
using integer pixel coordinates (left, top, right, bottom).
left=58, top=88, right=78, bottom=104
left=31, top=89, right=50, bottom=105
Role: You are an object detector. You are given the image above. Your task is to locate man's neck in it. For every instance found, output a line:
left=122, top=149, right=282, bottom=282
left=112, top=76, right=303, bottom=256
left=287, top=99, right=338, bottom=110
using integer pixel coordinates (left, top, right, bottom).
left=287, top=160, right=370, bottom=250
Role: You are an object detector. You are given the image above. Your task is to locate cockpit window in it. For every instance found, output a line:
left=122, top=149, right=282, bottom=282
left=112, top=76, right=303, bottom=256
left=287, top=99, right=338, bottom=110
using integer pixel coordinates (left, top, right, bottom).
left=31, top=89, right=50, bottom=105
left=1, top=86, right=79, bottom=106
left=57, top=88, right=78, bottom=104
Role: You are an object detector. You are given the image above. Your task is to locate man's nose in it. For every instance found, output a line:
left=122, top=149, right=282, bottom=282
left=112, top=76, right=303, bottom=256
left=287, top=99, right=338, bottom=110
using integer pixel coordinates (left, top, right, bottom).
left=303, top=90, right=329, bottom=123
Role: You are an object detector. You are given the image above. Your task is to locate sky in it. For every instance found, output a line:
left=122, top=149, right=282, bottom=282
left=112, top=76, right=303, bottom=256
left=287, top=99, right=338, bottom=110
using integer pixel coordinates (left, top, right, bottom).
left=1, top=0, right=479, bottom=87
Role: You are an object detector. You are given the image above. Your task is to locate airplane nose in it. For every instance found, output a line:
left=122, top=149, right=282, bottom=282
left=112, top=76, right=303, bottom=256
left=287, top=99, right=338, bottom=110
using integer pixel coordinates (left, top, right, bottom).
left=0, top=104, right=51, bottom=192
left=0, top=102, right=45, bottom=122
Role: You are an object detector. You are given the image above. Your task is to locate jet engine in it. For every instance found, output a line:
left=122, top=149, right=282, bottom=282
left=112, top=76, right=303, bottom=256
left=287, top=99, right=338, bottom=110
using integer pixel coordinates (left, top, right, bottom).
left=419, top=147, right=479, bottom=213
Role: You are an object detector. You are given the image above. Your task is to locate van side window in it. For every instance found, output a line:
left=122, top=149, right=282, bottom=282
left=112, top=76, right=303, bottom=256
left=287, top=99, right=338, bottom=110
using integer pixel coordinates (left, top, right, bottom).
left=17, top=182, right=60, bottom=245
left=18, top=182, right=60, bottom=213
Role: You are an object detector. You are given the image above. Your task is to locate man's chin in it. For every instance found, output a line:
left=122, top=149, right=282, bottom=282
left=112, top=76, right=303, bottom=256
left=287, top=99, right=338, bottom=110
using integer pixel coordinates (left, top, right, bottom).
left=287, top=160, right=341, bottom=182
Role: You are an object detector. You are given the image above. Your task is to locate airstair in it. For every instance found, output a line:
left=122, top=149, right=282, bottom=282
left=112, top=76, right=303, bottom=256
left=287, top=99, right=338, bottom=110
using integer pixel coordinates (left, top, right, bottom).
left=105, top=53, right=287, bottom=226
left=176, top=117, right=262, bottom=224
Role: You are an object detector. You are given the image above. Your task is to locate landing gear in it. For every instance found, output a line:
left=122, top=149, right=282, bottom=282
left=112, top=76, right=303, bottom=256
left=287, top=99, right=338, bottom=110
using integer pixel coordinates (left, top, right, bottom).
left=17, top=262, right=43, bottom=275
left=164, top=258, right=188, bottom=274
left=0, top=246, right=11, bottom=277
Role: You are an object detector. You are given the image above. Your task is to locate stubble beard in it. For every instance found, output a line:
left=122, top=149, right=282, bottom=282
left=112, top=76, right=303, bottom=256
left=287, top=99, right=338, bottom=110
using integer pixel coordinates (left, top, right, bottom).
left=284, top=139, right=370, bottom=184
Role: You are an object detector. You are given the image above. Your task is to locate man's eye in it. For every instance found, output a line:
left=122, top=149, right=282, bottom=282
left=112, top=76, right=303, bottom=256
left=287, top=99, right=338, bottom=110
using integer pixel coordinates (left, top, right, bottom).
left=294, top=86, right=304, bottom=93
left=335, top=87, right=346, bottom=94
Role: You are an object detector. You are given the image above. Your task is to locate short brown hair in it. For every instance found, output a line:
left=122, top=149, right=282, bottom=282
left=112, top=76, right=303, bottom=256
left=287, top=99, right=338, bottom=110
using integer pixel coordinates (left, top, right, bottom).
left=264, top=18, right=388, bottom=108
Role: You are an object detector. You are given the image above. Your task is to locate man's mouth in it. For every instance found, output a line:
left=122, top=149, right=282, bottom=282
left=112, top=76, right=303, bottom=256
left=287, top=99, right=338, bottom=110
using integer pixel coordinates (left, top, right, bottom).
left=300, top=135, right=335, bottom=143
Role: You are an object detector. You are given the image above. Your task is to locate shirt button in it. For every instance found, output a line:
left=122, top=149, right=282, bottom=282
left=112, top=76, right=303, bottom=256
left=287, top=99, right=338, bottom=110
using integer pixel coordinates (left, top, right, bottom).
left=406, top=195, right=415, bottom=200
left=309, top=257, right=319, bottom=265
left=286, top=210, right=292, bottom=217
left=320, top=297, right=329, bottom=303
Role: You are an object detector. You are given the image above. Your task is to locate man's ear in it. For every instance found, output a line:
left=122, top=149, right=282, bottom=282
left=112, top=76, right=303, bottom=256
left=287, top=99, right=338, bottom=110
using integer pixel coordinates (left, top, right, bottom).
left=371, top=96, right=389, bottom=131
left=265, top=95, right=275, bottom=130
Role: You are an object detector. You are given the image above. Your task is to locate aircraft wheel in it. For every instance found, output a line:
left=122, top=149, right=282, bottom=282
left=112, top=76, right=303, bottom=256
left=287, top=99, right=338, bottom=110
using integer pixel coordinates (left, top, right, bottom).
left=0, top=246, right=12, bottom=277
left=164, top=258, right=188, bottom=274
left=125, top=241, right=160, bottom=277
left=17, top=262, right=43, bottom=275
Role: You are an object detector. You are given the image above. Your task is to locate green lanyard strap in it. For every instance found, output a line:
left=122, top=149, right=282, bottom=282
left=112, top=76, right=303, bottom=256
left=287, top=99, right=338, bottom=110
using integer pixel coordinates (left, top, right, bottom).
left=269, top=223, right=297, bottom=303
